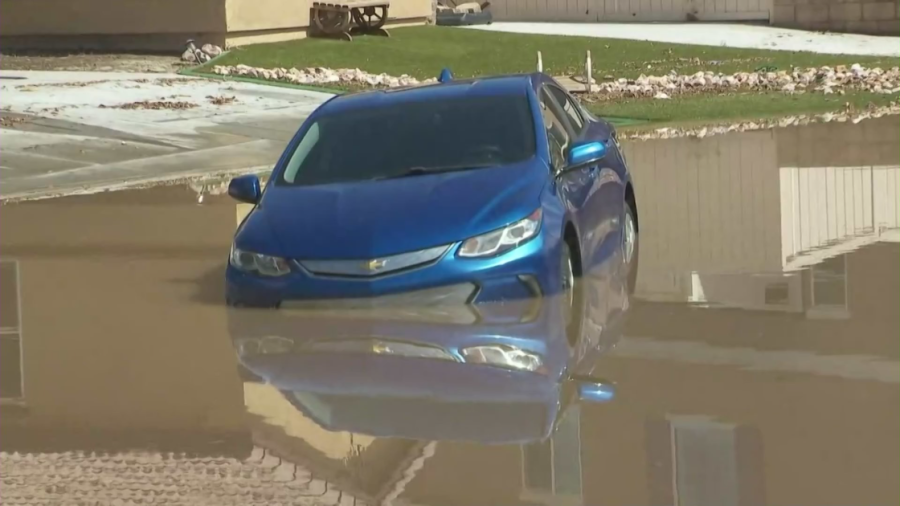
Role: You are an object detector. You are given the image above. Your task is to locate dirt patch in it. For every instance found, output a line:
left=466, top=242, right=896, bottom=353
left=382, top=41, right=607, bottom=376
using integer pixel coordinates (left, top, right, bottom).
left=100, top=100, right=198, bottom=111
left=207, top=95, right=237, bottom=106
left=133, top=77, right=196, bottom=87
left=0, top=53, right=184, bottom=73
left=0, top=116, right=27, bottom=128
left=15, top=80, right=111, bottom=91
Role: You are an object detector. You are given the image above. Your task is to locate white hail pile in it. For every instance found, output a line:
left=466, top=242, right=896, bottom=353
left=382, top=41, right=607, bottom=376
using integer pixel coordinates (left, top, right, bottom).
left=620, top=102, right=900, bottom=141
left=212, top=64, right=436, bottom=88
left=597, top=64, right=900, bottom=99
left=210, top=63, right=900, bottom=97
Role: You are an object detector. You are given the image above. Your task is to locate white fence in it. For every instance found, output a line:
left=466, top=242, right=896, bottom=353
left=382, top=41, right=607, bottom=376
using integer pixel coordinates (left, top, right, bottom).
left=487, top=0, right=769, bottom=22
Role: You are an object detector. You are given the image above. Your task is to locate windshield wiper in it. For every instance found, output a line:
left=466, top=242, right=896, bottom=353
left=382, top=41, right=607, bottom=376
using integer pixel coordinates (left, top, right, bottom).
left=372, top=164, right=496, bottom=181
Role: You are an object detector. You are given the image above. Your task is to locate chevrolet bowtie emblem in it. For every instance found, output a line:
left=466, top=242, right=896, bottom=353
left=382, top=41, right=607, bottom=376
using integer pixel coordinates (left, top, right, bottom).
left=364, top=258, right=387, bottom=272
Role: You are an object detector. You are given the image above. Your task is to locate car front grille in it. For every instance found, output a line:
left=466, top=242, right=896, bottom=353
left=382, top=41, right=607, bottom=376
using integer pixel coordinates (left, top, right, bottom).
left=297, top=244, right=451, bottom=278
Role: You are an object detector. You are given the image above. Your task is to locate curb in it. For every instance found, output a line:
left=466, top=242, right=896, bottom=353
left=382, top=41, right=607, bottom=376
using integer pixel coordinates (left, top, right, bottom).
left=179, top=52, right=346, bottom=95
left=0, top=165, right=273, bottom=204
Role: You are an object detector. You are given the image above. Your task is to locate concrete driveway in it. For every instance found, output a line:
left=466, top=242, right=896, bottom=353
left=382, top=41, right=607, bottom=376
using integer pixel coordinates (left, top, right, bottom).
left=0, top=71, right=333, bottom=200
left=467, top=22, right=900, bottom=57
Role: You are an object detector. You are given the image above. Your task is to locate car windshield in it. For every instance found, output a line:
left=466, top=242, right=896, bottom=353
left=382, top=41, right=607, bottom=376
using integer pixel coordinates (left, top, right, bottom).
left=278, top=94, right=536, bottom=186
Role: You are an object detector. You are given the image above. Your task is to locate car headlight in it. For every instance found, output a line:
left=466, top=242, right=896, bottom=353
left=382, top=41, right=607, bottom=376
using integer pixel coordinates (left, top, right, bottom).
left=458, top=209, right=542, bottom=258
left=230, top=245, right=291, bottom=277
left=236, top=336, right=294, bottom=357
left=460, top=345, right=544, bottom=373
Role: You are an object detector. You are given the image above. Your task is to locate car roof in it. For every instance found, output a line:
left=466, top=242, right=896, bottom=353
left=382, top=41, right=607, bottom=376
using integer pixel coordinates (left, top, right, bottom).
left=318, top=73, right=542, bottom=115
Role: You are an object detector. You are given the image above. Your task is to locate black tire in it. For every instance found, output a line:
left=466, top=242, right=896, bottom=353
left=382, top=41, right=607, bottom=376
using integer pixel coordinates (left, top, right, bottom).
left=623, top=200, right=639, bottom=295
left=560, top=241, right=584, bottom=348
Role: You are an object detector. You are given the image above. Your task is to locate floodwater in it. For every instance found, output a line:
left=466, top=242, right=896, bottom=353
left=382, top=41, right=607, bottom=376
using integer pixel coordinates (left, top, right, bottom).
left=0, top=116, right=898, bottom=506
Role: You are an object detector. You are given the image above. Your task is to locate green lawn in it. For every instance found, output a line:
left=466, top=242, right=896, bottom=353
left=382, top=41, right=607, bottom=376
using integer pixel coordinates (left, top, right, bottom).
left=209, top=26, right=898, bottom=81
left=202, top=26, right=900, bottom=126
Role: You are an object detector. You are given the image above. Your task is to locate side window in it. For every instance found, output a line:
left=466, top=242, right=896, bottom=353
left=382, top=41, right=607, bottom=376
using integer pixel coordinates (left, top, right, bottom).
left=548, top=86, right=584, bottom=131
left=282, top=121, right=322, bottom=184
left=539, top=88, right=571, bottom=171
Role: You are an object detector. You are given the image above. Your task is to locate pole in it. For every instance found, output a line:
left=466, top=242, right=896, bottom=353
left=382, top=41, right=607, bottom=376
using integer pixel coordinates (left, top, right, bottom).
left=585, top=50, right=593, bottom=93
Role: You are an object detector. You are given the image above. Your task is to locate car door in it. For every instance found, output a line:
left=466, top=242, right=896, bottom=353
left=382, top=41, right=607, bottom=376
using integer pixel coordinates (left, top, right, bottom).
left=546, top=84, right=623, bottom=276
left=539, top=86, right=608, bottom=365
left=539, top=86, right=600, bottom=269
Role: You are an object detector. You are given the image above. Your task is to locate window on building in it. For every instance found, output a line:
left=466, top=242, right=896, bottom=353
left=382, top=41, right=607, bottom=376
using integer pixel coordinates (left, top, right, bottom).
left=807, top=254, right=850, bottom=319
left=670, top=417, right=740, bottom=506
left=521, top=405, right=583, bottom=506
left=0, top=260, right=24, bottom=401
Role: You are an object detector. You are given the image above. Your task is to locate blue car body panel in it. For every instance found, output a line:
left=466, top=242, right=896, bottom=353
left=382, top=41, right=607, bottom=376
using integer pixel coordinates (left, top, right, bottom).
left=250, top=161, right=546, bottom=259
left=227, top=71, right=635, bottom=309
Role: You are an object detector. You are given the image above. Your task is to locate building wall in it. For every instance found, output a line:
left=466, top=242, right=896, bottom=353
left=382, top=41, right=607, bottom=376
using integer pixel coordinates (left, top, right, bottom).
left=771, top=0, right=899, bottom=34
left=0, top=0, right=431, bottom=51
left=487, top=0, right=769, bottom=22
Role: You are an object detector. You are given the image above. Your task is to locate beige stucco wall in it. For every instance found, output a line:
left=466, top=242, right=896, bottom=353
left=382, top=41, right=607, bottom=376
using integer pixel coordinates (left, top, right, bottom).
left=0, top=0, right=431, bottom=50
left=0, top=0, right=226, bottom=36
left=772, top=0, right=899, bottom=34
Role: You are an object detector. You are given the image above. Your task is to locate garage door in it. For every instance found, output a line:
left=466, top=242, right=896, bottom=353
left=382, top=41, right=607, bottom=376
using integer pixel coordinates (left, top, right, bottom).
left=490, top=0, right=769, bottom=22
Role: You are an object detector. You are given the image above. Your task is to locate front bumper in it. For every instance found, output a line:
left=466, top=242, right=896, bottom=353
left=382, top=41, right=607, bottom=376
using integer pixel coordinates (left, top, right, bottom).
left=226, top=231, right=559, bottom=308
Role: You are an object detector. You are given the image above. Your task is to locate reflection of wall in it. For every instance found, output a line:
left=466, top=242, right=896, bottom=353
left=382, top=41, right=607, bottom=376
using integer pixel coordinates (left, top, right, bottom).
left=777, top=116, right=900, bottom=169
left=0, top=260, right=24, bottom=401
left=0, top=190, right=246, bottom=445
left=583, top=355, right=898, bottom=506
left=689, top=271, right=804, bottom=312
left=781, top=165, right=899, bottom=271
left=622, top=117, right=900, bottom=308
left=627, top=243, right=900, bottom=362
left=243, top=383, right=375, bottom=460
left=622, top=130, right=782, bottom=301
left=591, top=244, right=898, bottom=506
left=398, top=405, right=584, bottom=506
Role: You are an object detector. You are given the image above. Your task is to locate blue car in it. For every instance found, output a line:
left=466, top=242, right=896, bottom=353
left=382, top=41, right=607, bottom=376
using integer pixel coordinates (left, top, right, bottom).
left=226, top=70, right=639, bottom=326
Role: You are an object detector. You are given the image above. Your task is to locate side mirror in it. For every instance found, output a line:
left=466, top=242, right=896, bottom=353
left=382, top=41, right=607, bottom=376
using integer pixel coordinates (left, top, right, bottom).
left=573, top=377, right=615, bottom=403
left=566, top=140, right=607, bottom=167
left=228, top=174, right=261, bottom=204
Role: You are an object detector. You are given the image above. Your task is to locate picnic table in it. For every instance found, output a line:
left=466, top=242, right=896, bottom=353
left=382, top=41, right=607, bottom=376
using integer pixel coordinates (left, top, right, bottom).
left=311, top=0, right=391, bottom=41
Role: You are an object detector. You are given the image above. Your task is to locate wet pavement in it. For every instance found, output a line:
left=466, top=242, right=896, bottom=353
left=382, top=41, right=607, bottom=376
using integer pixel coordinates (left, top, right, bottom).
left=0, top=116, right=898, bottom=505
left=0, top=71, right=331, bottom=200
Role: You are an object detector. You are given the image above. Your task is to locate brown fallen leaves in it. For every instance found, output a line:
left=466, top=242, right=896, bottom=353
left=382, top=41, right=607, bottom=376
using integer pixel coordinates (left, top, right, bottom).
left=0, top=116, right=26, bottom=128
left=100, top=100, right=199, bottom=110
left=206, top=95, right=237, bottom=105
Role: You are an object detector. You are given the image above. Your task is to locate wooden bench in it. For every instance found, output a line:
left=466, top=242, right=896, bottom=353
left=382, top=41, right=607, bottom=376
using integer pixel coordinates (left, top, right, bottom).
left=311, top=0, right=391, bottom=41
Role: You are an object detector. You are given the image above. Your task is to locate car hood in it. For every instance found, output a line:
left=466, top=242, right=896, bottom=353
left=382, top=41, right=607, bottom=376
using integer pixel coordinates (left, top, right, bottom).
left=251, top=160, right=545, bottom=259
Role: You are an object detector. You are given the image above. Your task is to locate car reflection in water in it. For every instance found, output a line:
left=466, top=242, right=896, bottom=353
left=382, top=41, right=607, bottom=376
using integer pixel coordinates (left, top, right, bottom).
left=227, top=277, right=624, bottom=445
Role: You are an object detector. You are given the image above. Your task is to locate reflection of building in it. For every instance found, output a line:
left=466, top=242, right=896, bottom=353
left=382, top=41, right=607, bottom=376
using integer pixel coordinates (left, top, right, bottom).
left=0, top=187, right=248, bottom=453
left=0, top=259, right=23, bottom=401
left=622, top=116, right=900, bottom=317
left=0, top=187, right=398, bottom=504
left=347, top=118, right=900, bottom=506
left=372, top=244, right=898, bottom=506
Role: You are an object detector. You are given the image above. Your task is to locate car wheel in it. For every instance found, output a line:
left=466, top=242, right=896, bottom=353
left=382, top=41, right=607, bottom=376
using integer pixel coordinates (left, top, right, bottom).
left=623, top=200, right=639, bottom=295
left=560, top=241, right=583, bottom=347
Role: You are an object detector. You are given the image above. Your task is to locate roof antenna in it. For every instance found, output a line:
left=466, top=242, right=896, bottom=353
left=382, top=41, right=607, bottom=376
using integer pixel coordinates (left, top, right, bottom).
left=438, top=68, right=453, bottom=83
